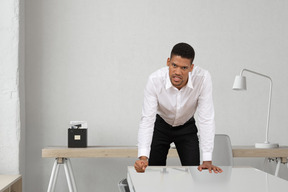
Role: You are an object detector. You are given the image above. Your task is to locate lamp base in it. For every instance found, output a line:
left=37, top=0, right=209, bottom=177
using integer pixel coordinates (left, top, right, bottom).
left=255, top=142, right=279, bottom=148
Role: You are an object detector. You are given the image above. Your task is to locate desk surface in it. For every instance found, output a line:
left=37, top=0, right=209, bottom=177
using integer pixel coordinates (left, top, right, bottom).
left=127, top=166, right=288, bottom=192
left=42, top=146, right=288, bottom=159
left=0, top=175, right=21, bottom=192
left=232, top=146, right=288, bottom=158
left=42, top=146, right=176, bottom=158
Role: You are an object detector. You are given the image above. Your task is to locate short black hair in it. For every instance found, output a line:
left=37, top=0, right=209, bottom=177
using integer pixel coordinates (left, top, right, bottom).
left=170, top=42, right=195, bottom=64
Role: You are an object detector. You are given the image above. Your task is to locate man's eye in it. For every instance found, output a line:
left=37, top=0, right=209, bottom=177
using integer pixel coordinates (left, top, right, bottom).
left=182, top=67, right=187, bottom=70
left=172, top=64, right=177, bottom=67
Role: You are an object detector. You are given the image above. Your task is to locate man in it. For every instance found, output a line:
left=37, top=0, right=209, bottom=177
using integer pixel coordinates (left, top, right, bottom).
left=134, top=42, right=222, bottom=173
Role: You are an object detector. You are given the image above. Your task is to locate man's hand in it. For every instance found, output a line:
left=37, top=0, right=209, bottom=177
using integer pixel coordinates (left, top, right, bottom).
left=198, top=161, right=223, bottom=173
left=134, top=156, right=148, bottom=173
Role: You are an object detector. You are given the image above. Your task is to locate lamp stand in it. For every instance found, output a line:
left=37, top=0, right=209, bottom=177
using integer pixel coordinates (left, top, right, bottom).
left=234, top=69, right=279, bottom=149
left=255, top=142, right=279, bottom=149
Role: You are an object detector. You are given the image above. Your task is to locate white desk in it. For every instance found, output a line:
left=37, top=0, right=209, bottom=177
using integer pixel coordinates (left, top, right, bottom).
left=42, top=146, right=288, bottom=192
left=127, top=166, right=288, bottom=192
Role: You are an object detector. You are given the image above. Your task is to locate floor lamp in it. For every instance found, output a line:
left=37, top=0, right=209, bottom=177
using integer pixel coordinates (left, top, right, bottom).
left=232, top=69, right=279, bottom=148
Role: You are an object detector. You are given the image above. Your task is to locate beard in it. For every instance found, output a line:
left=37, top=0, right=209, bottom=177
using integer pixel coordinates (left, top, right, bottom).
left=170, top=74, right=183, bottom=88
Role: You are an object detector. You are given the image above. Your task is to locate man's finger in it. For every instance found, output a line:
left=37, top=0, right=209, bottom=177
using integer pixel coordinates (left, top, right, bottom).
left=135, top=164, right=140, bottom=169
left=208, top=167, right=212, bottom=173
left=217, top=166, right=223, bottom=173
left=136, top=165, right=144, bottom=172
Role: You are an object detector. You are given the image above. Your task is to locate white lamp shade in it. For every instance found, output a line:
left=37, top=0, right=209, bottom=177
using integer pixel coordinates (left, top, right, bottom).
left=232, top=75, right=246, bottom=90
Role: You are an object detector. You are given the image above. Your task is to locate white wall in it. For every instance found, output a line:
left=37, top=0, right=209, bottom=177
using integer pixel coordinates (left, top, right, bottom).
left=25, top=0, right=288, bottom=191
left=0, top=0, right=22, bottom=175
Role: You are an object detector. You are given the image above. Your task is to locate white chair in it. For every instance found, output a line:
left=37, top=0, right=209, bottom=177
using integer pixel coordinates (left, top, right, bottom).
left=118, top=134, right=233, bottom=192
left=211, top=134, right=233, bottom=166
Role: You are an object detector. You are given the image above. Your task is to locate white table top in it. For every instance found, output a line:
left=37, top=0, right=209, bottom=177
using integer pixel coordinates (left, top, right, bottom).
left=127, top=166, right=288, bottom=192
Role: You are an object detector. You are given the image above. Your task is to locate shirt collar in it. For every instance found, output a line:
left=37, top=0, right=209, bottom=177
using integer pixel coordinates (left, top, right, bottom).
left=165, top=69, right=194, bottom=90
left=187, top=72, right=193, bottom=89
left=165, top=71, right=173, bottom=89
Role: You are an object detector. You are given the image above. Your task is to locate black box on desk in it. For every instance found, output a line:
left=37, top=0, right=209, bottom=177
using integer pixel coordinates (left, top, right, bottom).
left=68, top=128, right=87, bottom=148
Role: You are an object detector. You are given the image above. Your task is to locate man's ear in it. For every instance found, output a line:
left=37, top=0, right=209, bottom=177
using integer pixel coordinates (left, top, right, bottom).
left=190, top=64, right=194, bottom=72
left=166, top=58, right=170, bottom=66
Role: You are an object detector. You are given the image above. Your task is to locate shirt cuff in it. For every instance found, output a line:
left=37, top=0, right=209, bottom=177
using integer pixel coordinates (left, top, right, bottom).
left=138, top=148, right=150, bottom=159
left=202, top=152, right=212, bottom=161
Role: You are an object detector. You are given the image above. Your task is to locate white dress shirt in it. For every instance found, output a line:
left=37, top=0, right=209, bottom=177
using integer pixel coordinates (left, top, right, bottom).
left=138, top=66, right=215, bottom=161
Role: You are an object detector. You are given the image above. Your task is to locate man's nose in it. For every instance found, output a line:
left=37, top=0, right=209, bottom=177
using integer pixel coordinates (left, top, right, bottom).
left=175, top=67, right=181, bottom=75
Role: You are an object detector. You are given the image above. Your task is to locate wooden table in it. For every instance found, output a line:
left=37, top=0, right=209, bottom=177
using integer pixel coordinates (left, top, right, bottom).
left=232, top=146, right=288, bottom=162
left=0, top=175, right=22, bottom=192
left=42, top=146, right=288, bottom=192
left=42, top=145, right=288, bottom=159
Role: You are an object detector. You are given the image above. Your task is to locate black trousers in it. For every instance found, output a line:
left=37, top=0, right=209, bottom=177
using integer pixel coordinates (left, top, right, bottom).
left=149, top=114, right=200, bottom=166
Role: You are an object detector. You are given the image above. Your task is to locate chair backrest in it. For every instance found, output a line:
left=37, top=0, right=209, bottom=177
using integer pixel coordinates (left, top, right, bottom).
left=212, top=134, right=233, bottom=166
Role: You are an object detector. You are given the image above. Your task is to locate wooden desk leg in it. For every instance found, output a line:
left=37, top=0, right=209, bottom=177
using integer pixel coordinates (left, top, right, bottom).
left=67, top=158, right=77, bottom=191
left=274, top=157, right=288, bottom=177
left=47, top=159, right=60, bottom=192
left=47, top=158, right=77, bottom=192
left=63, top=158, right=78, bottom=192
left=275, top=158, right=281, bottom=176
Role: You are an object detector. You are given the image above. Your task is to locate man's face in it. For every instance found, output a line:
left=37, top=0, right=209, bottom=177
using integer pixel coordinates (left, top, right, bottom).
left=167, top=55, right=194, bottom=90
